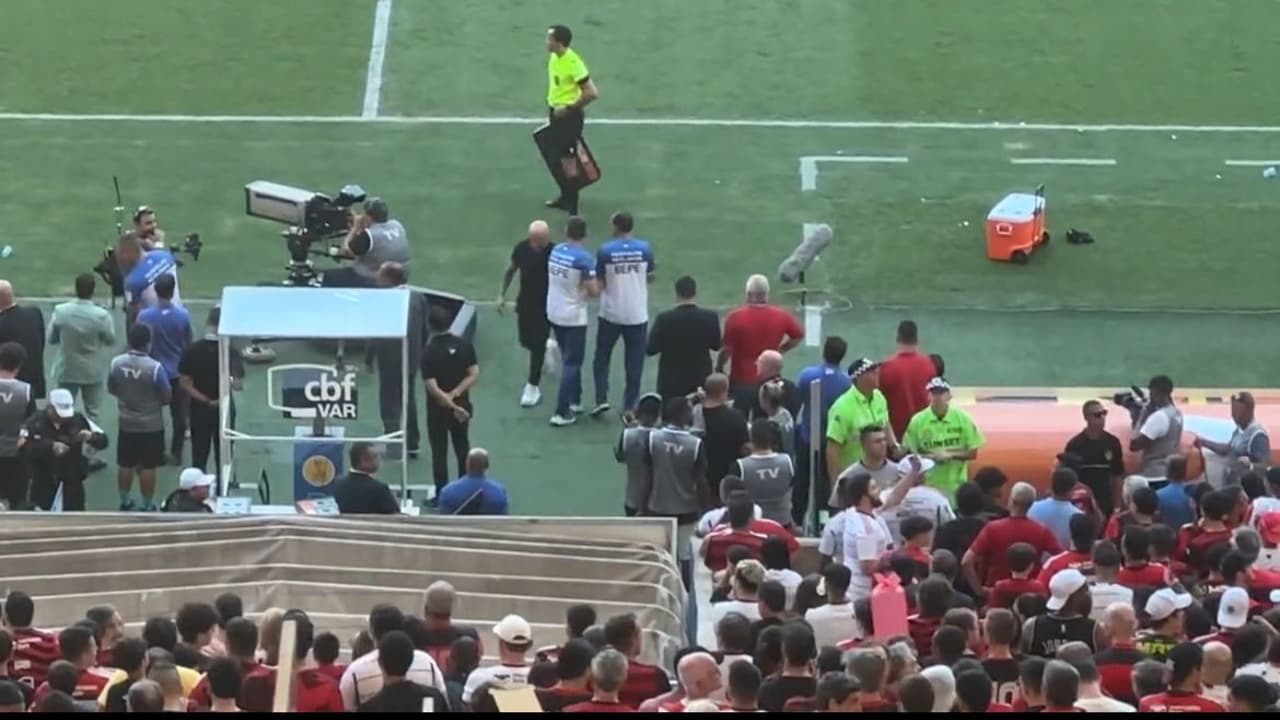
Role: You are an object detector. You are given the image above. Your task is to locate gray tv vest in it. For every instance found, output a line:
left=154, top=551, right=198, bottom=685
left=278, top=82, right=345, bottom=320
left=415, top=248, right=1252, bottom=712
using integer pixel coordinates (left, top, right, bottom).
left=1140, top=403, right=1184, bottom=478
left=1226, top=420, right=1270, bottom=486
left=109, top=351, right=168, bottom=433
left=0, top=377, right=32, bottom=457
left=354, top=219, right=411, bottom=280
left=618, top=426, right=652, bottom=512
left=647, top=426, right=703, bottom=517
left=736, top=452, right=794, bottom=526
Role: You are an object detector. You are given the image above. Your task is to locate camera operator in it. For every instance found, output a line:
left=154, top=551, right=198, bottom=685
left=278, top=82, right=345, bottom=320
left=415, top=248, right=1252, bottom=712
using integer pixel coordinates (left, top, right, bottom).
left=115, top=231, right=181, bottom=326
left=322, top=197, right=410, bottom=288
left=1129, top=375, right=1183, bottom=479
left=18, top=388, right=108, bottom=511
left=133, top=206, right=166, bottom=250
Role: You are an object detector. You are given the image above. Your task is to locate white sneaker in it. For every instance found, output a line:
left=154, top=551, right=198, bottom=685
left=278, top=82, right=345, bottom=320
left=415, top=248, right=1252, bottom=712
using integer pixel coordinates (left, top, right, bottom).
left=520, top=384, right=541, bottom=408
left=550, top=413, right=577, bottom=427
left=569, top=403, right=584, bottom=414
left=544, top=338, right=561, bottom=377
left=590, top=402, right=612, bottom=417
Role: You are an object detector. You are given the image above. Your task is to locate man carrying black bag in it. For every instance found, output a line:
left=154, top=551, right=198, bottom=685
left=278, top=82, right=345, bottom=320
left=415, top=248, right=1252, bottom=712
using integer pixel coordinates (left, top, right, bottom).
left=540, top=24, right=599, bottom=214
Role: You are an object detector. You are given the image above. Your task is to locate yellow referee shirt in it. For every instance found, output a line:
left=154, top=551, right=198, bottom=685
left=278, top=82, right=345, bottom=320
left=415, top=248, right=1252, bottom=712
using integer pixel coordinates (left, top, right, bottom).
left=547, top=48, right=590, bottom=107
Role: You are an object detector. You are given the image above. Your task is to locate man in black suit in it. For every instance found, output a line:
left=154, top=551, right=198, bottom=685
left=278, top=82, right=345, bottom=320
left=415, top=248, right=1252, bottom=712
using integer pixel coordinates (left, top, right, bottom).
left=0, top=281, right=46, bottom=398
left=645, top=275, right=720, bottom=401
left=372, top=263, right=428, bottom=459
left=332, top=442, right=400, bottom=514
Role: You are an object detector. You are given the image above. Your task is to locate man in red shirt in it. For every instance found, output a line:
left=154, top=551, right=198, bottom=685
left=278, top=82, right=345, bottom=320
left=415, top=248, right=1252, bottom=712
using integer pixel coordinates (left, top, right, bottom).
left=846, top=646, right=897, bottom=712
left=1138, top=642, right=1225, bottom=712
left=1179, top=490, right=1235, bottom=580
left=239, top=610, right=343, bottom=713
left=658, top=652, right=722, bottom=712
left=33, top=625, right=110, bottom=703
left=991, top=543, right=1049, bottom=609
left=907, top=576, right=952, bottom=658
left=1037, top=514, right=1098, bottom=585
left=716, top=274, right=802, bottom=390
left=701, top=493, right=799, bottom=572
left=1116, top=526, right=1171, bottom=588
left=2, top=591, right=59, bottom=689
left=605, top=613, right=670, bottom=709
left=188, top=616, right=262, bottom=709
left=564, top=648, right=635, bottom=713
left=962, top=482, right=1063, bottom=600
left=1092, top=603, right=1146, bottom=705
left=879, top=320, right=935, bottom=439
left=419, top=581, right=482, bottom=670
left=85, top=606, right=124, bottom=670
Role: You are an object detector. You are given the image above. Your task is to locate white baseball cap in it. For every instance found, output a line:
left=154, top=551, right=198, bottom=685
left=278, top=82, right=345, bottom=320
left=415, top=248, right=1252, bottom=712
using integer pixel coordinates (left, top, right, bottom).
left=1045, top=568, right=1087, bottom=611
left=179, top=468, right=215, bottom=491
left=1145, top=588, right=1194, bottom=622
left=48, top=388, right=75, bottom=418
left=1218, top=586, right=1250, bottom=630
left=492, top=614, right=532, bottom=645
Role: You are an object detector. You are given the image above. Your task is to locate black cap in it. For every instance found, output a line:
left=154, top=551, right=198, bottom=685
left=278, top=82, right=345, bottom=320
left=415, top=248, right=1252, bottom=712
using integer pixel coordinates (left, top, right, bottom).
left=847, top=358, right=880, bottom=380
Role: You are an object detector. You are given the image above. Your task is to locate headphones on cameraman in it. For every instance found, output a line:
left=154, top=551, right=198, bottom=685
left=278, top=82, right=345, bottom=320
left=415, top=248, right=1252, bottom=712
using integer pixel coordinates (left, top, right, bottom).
left=132, top=205, right=155, bottom=223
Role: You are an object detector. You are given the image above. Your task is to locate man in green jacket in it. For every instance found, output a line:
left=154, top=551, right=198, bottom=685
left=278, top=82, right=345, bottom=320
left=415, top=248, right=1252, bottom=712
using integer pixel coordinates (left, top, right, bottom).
left=48, top=274, right=116, bottom=469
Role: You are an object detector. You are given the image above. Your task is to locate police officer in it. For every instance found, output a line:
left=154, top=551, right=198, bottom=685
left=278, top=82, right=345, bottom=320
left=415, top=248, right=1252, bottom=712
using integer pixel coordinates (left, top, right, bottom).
left=324, top=197, right=410, bottom=288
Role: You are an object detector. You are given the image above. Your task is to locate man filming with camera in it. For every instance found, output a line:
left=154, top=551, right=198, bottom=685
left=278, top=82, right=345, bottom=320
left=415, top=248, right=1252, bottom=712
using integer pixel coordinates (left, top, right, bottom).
left=133, top=206, right=166, bottom=250
left=322, top=197, right=410, bottom=288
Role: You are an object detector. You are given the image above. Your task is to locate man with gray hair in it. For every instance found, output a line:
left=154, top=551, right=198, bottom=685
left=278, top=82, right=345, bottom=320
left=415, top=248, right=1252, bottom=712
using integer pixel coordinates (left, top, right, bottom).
left=963, top=481, right=1064, bottom=598
left=659, top=652, right=722, bottom=712
left=325, top=196, right=410, bottom=288
left=563, top=648, right=629, bottom=712
left=420, top=581, right=480, bottom=669
left=126, top=678, right=165, bottom=713
left=717, top=274, right=802, bottom=395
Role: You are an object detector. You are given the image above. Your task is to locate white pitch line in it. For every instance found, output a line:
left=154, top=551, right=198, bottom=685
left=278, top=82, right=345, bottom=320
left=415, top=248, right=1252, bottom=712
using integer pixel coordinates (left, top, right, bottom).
left=1010, top=157, right=1117, bottom=166
left=360, top=0, right=395, bottom=119
left=0, top=112, right=1279, bottom=133
left=1224, top=160, right=1280, bottom=167
left=800, top=155, right=909, bottom=191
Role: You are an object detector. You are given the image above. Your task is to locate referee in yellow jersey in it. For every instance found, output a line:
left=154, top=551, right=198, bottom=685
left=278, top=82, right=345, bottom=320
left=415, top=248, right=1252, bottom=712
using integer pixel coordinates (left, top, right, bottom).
left=544, top=24, right=599, bottom=215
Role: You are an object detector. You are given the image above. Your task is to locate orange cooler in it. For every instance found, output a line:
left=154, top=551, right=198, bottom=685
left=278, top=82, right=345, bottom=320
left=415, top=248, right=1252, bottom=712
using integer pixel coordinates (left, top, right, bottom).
left=986, top=187, right=1047, bottom=263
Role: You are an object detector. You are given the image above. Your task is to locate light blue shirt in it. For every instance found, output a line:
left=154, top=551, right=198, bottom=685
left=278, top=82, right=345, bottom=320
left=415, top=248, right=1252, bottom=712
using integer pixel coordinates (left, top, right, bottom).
left=1028, top=497, right=1082, bottom=548
left=794, top=363, right=852, bottom=445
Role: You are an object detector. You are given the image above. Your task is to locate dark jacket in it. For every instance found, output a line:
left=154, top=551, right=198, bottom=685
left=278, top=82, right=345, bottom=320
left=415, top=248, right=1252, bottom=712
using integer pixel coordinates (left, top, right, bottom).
left=0, top=305, right=46, bottom=397
left=332, top=471, right=400, bottom=514
left=162, top=489, right=213, bottom=513
left=20, top=410, right=108, bottom=488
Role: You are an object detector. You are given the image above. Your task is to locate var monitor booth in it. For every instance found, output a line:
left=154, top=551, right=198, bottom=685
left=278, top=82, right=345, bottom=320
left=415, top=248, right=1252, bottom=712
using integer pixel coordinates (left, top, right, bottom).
left=214, top=285, right=477, bottom=513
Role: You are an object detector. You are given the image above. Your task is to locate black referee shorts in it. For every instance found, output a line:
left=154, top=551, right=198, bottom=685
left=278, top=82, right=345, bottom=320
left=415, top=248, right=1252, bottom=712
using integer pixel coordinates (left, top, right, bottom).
left=548, top=107, right=585, bottom=156
left=118, top=430, right=165, bottom=469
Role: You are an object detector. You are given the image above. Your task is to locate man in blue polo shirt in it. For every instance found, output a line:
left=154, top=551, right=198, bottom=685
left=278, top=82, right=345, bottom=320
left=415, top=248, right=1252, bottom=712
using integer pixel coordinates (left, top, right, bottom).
left=591, top=211, right=655, bottom=418
left=137, top=274, right=192, bottom=465
left=438, top=448, right=509, bottom=515
left=792, top=336, right=852, bottom=527
left=117, top=231, right=182, bottom=321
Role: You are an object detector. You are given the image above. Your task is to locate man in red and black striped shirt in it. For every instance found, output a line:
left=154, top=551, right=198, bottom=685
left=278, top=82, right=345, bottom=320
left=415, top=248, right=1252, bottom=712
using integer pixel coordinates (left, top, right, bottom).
left=239, top=610, right=342, bottom=713
left=604, top=613, right=670, bottom=708
left=701, top=494, right=798, bottom=573
left=2, top=592, right=59, bottom=690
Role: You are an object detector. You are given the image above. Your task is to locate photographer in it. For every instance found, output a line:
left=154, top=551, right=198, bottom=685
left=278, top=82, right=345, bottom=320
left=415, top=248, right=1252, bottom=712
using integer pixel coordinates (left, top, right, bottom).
left=18, top=388, right=108, bottom=511
left=133, top=206, right=166, bottom=250
left=115, top=231, right=181, bottom=325
left=322, top=197, right=410, bottom=288
left=1129, top=375, right=1183, bottom=479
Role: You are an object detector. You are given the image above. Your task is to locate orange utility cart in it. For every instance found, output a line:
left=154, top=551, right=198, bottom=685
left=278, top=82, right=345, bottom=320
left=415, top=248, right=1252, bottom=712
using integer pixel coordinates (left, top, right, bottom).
left=986, top=185, right=1049, bottom=264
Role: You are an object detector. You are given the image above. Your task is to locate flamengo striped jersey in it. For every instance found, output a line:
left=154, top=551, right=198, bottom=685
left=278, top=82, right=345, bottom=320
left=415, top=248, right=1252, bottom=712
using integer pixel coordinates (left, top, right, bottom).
left=596, top=238, right=654, bottom=325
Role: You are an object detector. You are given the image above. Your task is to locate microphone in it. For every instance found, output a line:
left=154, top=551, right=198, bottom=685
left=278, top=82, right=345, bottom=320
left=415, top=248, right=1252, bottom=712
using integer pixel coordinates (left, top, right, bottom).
left=778, top=223, right=833, bottom=283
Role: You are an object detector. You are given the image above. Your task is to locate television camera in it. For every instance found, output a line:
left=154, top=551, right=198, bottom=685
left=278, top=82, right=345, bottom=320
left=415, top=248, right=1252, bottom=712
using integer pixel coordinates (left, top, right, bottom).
left=243, top=181, right=368, bottom=286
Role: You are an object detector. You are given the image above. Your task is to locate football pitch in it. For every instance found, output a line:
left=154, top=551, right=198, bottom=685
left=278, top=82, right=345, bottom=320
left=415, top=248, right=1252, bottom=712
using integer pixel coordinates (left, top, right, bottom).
left=2, top=0, right=1279, bottom=513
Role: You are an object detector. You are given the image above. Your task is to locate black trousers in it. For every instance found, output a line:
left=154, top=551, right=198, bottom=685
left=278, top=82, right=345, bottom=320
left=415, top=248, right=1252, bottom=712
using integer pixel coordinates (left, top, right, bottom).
left=0, top=456, right=28, bottom=509
left=547, top=107, right=585, bottom=213
left=517, top=308, right=550, bottom=386
left=168, top=381, right=189, bottom=459
left=427, top=404, right=470, bottom=493
left=32, top=473, right=84, bottom=511
left=190, top=403, right=218, bottom=473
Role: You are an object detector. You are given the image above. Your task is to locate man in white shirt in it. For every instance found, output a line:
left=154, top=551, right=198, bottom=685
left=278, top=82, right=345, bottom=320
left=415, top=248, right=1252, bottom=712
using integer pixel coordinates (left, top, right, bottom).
left=462, top=615, right=535, bottom=705
left=546, top=216, right=600, bottom=427
left=339, top=604, right=446, bottom=710
left=1087, top=542, right=1133, bottom=621
left=1129, top=375, right=1183, bottom=478
left=710, top=559, right=765, bottom=625
left=877, top=456, right=953, bottom=545
left=840, top=471, right=896, bottom=601
left=715, top=612, right=755, bottom=678
left=804, top=564, right=862, bottom=648
left=830, top=425, right=901, bottom=507
left=590, top=211, right=654, bottom=418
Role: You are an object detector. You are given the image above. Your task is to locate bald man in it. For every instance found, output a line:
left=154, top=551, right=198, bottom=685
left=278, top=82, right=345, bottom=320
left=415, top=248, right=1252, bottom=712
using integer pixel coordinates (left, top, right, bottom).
left=498, top=221, right=557, bottom=409
left=1201, top=641, right=1234, bottom=707
left=659, top=652, right=723, bottom=712
left=437, top=448, right=510, bottom=515
left=734, top=349, right=802, bottom=445
left=1094, top=602, right=1145, bottom=705
left=0, top=281, right=46, bottom=398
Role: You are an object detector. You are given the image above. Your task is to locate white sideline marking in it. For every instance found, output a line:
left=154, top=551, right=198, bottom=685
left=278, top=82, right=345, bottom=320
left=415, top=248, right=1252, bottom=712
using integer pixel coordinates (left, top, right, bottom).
left=1224, top=160, right=1280, bottom=166
left=800, top=155, right=909, bottom=191
left=360, top=0, right=395, bottom=119
left=1010, top=157, right=1117, bottom=166
left=1, top=113, right=1279, bottom=133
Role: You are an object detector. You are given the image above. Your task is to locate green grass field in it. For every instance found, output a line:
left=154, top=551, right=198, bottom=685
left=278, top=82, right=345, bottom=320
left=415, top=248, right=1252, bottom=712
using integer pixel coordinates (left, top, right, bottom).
left=1, top=0, right=1278, bottom=513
